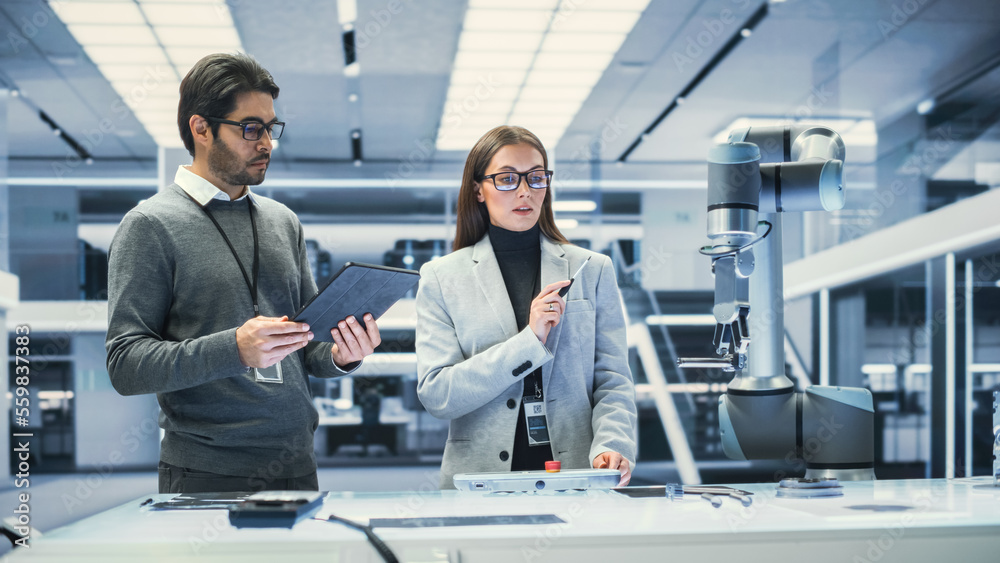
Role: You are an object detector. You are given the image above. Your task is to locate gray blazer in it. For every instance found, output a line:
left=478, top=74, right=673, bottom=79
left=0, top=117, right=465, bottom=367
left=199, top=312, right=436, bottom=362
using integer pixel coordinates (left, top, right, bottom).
left=416, top=234, right=637, bottom=489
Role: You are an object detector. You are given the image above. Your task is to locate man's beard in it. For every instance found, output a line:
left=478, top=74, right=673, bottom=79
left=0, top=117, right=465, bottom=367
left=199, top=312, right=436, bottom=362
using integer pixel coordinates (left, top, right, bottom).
left=208, top=136, right=268, bottom=187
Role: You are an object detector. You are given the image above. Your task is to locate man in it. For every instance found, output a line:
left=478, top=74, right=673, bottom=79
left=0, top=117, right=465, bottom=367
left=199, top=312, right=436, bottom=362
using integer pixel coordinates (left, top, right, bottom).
left=106, top=53, right=380, bottom=493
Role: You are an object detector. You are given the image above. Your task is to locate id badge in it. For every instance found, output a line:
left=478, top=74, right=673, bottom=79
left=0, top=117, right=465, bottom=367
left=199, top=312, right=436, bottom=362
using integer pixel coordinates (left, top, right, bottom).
left=522, top=395, right=551, bottom=446
left=254, top=360, right=283, bottom=384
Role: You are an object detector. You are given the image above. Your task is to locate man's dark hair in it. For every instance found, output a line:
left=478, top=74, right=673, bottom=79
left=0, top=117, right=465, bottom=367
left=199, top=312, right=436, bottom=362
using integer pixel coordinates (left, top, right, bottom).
left=177, top=52, right=280, bottom=157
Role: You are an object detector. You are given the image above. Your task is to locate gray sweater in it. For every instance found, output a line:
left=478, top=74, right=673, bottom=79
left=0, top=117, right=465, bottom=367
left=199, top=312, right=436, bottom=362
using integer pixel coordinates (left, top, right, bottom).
left=106, top=184, right=348, bottom=479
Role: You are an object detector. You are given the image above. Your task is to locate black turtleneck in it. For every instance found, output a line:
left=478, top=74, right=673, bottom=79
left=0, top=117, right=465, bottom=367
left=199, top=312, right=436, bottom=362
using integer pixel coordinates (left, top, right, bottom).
left=488, top=222, right=553, bottom=470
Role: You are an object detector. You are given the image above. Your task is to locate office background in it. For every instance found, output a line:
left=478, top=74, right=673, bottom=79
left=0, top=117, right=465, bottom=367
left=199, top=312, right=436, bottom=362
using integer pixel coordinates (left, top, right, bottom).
left=0, top=0, right=998, bottom=548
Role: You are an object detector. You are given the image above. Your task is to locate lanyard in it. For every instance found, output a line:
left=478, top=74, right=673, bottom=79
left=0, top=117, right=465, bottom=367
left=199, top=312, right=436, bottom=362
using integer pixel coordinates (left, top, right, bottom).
left=527, top=262, right=542, bottom=399
left=201, top=197, right=260, bottom=316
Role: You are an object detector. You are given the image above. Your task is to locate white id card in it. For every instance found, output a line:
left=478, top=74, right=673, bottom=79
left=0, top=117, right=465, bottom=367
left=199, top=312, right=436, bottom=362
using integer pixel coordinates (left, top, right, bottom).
left=254, top=361, right=283, bottom=384
left=523, top=395, right=550, bottom=446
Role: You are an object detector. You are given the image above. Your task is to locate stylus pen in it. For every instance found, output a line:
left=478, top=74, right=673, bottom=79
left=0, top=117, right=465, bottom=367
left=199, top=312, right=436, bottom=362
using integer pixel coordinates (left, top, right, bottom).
left=558, top=257, right=591, bottom=298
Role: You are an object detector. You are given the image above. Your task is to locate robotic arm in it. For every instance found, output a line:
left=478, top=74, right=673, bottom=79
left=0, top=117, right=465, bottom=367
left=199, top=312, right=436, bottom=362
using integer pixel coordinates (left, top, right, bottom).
left=678, top=125, right=876, bottom=481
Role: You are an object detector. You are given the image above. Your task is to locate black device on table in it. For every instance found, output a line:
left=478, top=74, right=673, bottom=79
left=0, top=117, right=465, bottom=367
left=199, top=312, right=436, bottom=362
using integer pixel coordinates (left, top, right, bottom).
left=228, top=491, right=326, bottom=528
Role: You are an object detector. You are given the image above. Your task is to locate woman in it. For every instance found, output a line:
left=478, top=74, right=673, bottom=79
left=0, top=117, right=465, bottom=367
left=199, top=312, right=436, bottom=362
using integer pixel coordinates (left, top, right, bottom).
left=415, top=125, right=637, bottom=489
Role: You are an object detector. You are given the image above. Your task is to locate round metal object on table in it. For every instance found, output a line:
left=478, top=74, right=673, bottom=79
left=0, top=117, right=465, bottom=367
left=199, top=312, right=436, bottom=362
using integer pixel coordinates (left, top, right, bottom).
left=776, top=477, right=844, bottom=499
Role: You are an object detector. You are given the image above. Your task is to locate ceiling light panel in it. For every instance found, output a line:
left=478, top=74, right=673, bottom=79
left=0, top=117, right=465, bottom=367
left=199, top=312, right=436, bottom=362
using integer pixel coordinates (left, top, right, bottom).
left=458, top=33, right=544, bottom=53
left=450, top=69, right=526, bottom=85
left=463, top=10, right=552, bottom=32
left=82, top=46, right=171, bottom=65
left=67, top=25, right=158, bottom=46
left=469, top=0, right=560, bottom=8
left=549, top=12, right=640, bottom=33
left=523, top=70, right=604, bottom=87
left=532, top=52, right=614, bottom=70
left=438, top=0, right=650, bottom=151
left=141, top=4, right=234, bottom=27
left=552, top=200, right=598, bottom=212
left=540, top=33, right=627, bottom=53
left=454, top=52, right=536, bottom=70
left=51, top=2, right=146, bottom=25
left=156, top=26, right=241, bottom=48
left=52, top=0, right=243, bottom=148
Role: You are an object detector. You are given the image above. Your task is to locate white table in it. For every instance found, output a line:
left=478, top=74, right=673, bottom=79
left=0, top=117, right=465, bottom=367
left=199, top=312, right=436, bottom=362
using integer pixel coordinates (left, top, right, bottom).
left=8, top=477, right=1000, bottom=562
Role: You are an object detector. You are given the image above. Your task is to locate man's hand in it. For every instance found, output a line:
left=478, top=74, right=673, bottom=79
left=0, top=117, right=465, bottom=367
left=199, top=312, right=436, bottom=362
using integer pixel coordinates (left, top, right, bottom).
left=593, top=451, right=631, bottom=487
left=236, top=315, right=313, bottom=369
left=330, top=314, right=382, bottom=368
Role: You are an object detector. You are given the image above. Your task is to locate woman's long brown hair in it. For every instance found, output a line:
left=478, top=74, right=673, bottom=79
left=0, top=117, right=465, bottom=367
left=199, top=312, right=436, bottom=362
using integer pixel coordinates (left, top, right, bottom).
left=453, top=125, right=569, bottom=251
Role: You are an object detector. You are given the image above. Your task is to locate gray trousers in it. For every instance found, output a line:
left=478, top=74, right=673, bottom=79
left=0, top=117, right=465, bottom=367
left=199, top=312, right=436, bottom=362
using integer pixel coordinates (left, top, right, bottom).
left=158, top=461, right=319, bottom=494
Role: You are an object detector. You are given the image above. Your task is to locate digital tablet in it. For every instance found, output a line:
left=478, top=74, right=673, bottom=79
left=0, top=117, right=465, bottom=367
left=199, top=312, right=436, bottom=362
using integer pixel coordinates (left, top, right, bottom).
left=453, top=469, right=620, bottom=493
left=293, top=262, right=419, bottom=342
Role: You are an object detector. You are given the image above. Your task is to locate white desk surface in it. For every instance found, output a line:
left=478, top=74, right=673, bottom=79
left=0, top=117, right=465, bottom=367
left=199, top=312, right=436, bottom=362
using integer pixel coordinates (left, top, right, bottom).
left=8, top=477, right=1000, bottom=563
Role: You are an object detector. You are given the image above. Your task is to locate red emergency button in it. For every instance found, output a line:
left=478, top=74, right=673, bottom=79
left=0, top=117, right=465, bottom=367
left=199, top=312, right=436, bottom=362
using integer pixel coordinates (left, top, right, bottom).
left=545, top=461, right=561, bottom=473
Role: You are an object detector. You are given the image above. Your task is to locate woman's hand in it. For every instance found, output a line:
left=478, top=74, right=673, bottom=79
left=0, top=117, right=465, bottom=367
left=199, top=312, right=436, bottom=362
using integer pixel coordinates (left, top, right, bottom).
left=529, top=280, right=571, bottom=344
left=594, top=451, right=631, bottom=486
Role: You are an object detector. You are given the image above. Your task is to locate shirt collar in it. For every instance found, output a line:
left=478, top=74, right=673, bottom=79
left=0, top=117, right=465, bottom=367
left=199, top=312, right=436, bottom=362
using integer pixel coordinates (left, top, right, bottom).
left=174, top=165, right=259, bottom=207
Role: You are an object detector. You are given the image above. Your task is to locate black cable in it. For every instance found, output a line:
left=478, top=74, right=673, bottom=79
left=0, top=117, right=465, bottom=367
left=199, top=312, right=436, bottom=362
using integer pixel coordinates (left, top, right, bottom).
left=698, top=220, right=773, bottom=258
left=325, top=515, right=399, bottom=563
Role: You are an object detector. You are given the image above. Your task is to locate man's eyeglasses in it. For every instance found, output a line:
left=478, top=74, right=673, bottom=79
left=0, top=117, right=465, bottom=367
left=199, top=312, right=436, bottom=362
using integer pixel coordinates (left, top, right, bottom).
left=204, top=117, right=285, bottom=141
left=480, top=169, right=553, bottom=191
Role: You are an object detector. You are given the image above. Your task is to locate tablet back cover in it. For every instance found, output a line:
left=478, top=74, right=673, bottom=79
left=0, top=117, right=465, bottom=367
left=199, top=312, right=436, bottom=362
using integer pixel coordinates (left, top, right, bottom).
left=294, top=262, right=418, bottom=342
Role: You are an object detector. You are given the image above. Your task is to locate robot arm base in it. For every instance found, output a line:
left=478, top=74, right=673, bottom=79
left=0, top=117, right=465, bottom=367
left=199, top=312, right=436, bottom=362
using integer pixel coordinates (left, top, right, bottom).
left=719, top=385, right=876, bottom=481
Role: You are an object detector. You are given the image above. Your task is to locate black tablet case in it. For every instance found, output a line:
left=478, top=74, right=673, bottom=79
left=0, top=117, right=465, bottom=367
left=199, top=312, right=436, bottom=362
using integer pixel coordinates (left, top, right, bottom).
left=293, top=262, right=419, bottom=342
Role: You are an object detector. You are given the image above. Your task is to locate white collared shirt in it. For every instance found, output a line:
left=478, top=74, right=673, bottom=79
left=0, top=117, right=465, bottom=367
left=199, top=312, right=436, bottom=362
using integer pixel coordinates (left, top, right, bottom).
left=174, top=165, right=258, bottom=207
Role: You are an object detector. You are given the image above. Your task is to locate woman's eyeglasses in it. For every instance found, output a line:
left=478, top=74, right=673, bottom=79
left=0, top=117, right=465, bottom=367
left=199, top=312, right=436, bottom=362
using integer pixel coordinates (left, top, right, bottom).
left=480, top=170, right=553, bottom=191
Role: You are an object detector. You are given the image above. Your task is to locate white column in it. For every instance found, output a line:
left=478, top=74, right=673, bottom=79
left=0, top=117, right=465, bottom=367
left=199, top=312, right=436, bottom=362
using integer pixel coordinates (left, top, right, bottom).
left=157, top=146, right=191, bottom=191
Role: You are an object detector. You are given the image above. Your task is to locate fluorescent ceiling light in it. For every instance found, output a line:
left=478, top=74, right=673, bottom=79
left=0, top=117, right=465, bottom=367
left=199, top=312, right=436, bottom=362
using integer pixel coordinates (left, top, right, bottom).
left=518, top=87, right=591, bottom=102
left=532, top=52, right=614, bottom=70
left=98, top=64, right=165, bottom=81
left=463, top=10, right=552, bottom=31
left=860, top=364, right=897, bottom=375
left=450, top=69, right=526, bottom=85
left=445, top=86, right=522, bottom=103
left=459, top=33, right=543, bottom=53
left=454, top=52, right=536, bottom=70
left=67, top=25, right=158, bottom=45
left=83, top=46, right=170, bottom=65
left=52, top=0, right=244, bottom=148
left=645, top=314, right=717, bottom=326
left=142, top=4, right=234, bottom=27
left=550, top=12, right=640, bottom=33
left=574, top=0, right=652, bottom=9
left=52, top=2, right=146, bottom=25
left=555, top=219, right=579, bottom=230
left=713, top=117, right=878, bottom=147
left=156, top=26, right=241, bottom=48
left=523, top=70, right=604, bottom=86
left=552, top=200, right=597, bottom=212
left=438, top=1, right=650, bottom=151
left=506, top=101, right=579, bottom=115
left=540, top=33, right=627, bottom=53
left=507, top=113, right=574, bottom=128
left=165, top=47, right=233, bottom=67
left=470, top=0, right=560, bottom=8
